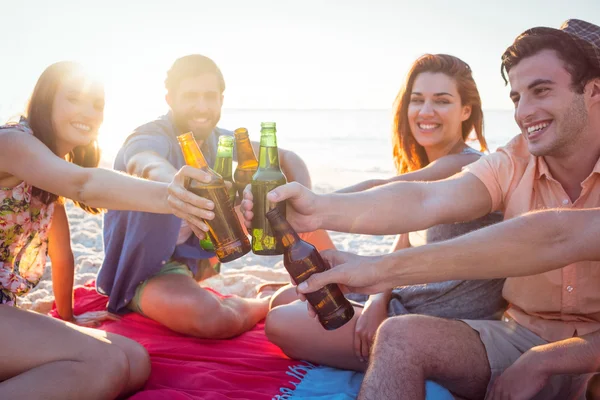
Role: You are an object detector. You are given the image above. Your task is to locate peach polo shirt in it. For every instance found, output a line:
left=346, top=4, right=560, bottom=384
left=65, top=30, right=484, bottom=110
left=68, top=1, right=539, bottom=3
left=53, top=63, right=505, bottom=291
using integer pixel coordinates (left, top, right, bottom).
left=465, top=134, right=600, bottom=342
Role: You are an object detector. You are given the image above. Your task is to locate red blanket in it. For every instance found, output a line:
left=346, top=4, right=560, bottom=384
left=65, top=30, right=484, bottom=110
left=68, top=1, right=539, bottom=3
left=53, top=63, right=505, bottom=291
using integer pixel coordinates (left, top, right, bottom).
left=50, top=283, right=301, bottom=400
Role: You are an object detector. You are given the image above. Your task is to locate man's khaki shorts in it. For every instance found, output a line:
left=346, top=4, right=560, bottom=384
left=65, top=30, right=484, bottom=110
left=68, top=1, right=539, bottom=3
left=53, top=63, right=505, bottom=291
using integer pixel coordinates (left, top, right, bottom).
left=463, top=318, right=592, bottom=400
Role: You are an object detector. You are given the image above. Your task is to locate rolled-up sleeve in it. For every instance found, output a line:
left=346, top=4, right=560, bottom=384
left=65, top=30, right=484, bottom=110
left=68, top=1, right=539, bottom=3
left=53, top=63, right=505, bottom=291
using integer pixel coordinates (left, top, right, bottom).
left=122, top=134, right=172, bottom=166
left=464, top=150, right=515, bottom=213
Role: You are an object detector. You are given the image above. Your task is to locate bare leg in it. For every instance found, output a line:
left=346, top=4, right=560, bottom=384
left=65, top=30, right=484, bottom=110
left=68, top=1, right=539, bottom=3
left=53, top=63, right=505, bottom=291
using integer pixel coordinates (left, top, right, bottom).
left=139, top=273, right=269, bottom=338
left=265, top=300, right=365, bottom=371
left=359, top=315, right=490, bottom=400
left=0, top=305, right=150, bottom=400
left=269, top=285, right=299, bottom=309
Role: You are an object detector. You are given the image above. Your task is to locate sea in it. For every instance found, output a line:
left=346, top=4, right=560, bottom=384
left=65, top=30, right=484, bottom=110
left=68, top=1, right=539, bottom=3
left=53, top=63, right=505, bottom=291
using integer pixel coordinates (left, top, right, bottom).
left=217, top=108, right=519, bottom=190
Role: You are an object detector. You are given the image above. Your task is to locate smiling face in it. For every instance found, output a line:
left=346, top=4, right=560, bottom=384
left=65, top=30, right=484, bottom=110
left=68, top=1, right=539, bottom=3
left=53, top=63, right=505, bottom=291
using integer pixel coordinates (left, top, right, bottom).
left=51, top=73, right=105, bottom=154
left=509, top=49, right=588, bottom=157
left=167, top=73, right=224, bottom=141
left=407, top=72, right=471, bottom=152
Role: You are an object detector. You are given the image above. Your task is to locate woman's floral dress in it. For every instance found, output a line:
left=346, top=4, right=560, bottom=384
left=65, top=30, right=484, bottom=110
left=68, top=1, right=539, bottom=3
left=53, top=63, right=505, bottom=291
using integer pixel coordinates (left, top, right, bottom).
left=0, top=122, right=54, bottom=306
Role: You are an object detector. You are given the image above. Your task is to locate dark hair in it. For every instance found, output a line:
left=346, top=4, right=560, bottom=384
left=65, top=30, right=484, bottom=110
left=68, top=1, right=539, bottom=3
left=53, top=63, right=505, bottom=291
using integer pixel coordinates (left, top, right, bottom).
left=26, top=61, right=102, bottom=214
left=501, top=32, right=600, bottom=93
left=165, top=54, right=225, bottom=94
left=392, top=54, right=487, bottom=174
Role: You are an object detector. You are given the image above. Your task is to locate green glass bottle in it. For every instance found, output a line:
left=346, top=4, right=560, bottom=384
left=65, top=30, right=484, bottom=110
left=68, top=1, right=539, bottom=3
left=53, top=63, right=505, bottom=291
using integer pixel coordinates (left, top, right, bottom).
left=251, top=122, right=287, bottom=255
left=213, top=135, right=236, bottom=204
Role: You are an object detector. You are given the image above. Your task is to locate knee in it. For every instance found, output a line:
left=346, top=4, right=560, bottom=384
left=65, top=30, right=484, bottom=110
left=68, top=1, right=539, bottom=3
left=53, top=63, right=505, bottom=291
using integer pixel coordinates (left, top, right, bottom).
left=269, top=286, right=297, bottom=309
left=187, top=304, right=243, bottom=339
left=374, top=315, right=430, bottom=355
left=121, top=340, right=151, bottom=393
left=84, top=345, right=131, bottom=397
left=265, top=306, right=291, bottom=350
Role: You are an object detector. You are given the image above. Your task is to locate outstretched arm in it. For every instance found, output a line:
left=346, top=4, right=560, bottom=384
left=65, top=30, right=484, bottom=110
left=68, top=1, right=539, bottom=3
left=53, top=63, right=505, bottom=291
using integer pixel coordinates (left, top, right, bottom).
left=296, top=208, right=600, bottom=295
left=336, top=153, right=480, bottom=194
left=0, top=130, right=214, bottom=233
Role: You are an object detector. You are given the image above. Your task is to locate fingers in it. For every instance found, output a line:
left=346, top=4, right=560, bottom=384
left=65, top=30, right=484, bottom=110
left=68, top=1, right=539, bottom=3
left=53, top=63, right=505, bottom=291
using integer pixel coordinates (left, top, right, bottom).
left=266, top=181, right=305, bottom=203
left=175, top=165, right=212, bottom=185
left=353, top=327, right=364, bottom=362
left=168, top=185, right=215, bottom=218
left=241, top=184, right=254, bottom=229
left=297, top=270, right=337, bottom=294
left=361, top=334, right=370, bottom=361
left=306, top=301, right=317, bottom=318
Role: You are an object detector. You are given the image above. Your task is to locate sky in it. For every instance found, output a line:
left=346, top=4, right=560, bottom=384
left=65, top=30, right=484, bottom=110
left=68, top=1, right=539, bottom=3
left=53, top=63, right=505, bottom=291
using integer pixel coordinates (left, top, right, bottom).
left=1, top=0, right=599, bottom=151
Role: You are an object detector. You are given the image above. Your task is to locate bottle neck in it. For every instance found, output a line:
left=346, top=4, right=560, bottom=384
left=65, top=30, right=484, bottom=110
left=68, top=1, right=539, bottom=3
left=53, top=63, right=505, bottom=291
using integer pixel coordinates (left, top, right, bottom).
left=213, top=153, right=233, bottom=177
left=177, top=133, right=209, bottom=169
left=235, top=132, right=258, bottom=166
left=258, top=131, right=280, bottom=170
left=266, top=209, right=300, bottom=248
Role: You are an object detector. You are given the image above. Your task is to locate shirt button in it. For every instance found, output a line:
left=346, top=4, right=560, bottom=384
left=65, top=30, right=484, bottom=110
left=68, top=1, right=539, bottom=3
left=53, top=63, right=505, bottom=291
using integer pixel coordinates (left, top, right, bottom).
left=566, top=285, right=574, bottom=293
left=562, top=199, right=569, bottom=205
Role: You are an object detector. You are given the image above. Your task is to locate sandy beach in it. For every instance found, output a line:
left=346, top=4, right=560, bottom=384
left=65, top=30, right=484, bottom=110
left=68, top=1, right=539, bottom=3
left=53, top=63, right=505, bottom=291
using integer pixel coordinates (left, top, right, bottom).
left=20, top=183, right=397, bottom=315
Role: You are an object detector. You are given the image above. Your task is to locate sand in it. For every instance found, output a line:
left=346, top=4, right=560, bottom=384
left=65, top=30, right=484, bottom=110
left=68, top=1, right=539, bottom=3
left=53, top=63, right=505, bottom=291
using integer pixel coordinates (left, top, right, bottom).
left=19, top=183, right=397, bottom=314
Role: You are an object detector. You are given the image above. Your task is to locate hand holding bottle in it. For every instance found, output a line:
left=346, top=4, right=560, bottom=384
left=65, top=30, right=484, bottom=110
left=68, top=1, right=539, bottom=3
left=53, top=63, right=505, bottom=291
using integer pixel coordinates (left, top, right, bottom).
left=241, top=181, right=323, bottom=234
left=296, top=249, right=391, bottom=297
left=167, top=165, right=216, bottom=239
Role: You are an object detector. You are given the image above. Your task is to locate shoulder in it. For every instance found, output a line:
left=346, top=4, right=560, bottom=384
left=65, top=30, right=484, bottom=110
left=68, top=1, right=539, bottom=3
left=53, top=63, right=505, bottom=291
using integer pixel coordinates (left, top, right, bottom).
left=215, top=127, right=234, bottom=137
left=131, top=114, right=175, bottom=138
left=0, top=120, right=33, bottom=137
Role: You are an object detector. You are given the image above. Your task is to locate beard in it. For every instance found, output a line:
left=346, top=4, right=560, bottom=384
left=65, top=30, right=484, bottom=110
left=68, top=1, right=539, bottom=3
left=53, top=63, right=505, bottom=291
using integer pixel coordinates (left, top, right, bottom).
left=529, top=94, right=588, bottom=157
left=172, top=111, right=219, bottom=141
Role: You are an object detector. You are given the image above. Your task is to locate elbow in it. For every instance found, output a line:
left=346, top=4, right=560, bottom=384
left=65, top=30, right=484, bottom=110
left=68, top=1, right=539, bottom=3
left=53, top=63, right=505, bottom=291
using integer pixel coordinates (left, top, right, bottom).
left=72, top=169, right=94, bottom=205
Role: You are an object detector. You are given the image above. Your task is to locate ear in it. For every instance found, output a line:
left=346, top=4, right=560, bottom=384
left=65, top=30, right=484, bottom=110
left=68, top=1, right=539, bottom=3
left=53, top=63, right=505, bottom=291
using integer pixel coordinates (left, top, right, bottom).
left=461, top=105, right=472, bottom=122
left=586, top=78, right=600, bottom=106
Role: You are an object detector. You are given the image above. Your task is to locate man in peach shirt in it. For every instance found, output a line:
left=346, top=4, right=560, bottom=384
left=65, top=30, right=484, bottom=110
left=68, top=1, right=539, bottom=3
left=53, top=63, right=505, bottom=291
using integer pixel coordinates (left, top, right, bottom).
left=240, top=19, right=600, bottom=399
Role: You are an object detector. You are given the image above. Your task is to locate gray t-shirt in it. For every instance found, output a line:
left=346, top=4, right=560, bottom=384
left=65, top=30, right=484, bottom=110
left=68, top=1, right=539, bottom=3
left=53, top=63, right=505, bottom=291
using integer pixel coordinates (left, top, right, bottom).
left=349, top=147, right=507, bottom=320
left=388, top=147, right=506, bottom=320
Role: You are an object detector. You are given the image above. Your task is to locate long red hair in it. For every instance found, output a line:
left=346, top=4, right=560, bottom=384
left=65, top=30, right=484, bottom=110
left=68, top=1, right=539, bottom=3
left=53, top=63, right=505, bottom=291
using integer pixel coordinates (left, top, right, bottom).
left=392, top=54, right=488, bottom=174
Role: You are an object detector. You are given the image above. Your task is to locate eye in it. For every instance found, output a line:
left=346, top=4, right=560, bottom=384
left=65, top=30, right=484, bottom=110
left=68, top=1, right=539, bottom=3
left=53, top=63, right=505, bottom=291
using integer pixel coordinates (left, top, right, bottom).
left=435, top=99, right=450, bottom=105
left=534, top=87, right=550, bottom=96
left=68, top=96, right=81, bottom=104
left=410, top=98, right=423, bottom=104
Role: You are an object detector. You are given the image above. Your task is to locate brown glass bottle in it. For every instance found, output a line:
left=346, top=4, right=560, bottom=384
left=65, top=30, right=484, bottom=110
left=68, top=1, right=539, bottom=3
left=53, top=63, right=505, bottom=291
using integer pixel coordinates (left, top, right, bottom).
left=177, top=132, right=251, bottom=263
left=266, top=208, right=355, bottom=330
left=233, top=128, right=258, bottom=200
left=251, top=122, right=287, bottom=255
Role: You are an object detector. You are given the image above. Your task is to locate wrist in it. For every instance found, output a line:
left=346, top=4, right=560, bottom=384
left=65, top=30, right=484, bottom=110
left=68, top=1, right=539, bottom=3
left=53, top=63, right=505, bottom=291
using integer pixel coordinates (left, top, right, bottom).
left=522, top=346, right=553, bottom=377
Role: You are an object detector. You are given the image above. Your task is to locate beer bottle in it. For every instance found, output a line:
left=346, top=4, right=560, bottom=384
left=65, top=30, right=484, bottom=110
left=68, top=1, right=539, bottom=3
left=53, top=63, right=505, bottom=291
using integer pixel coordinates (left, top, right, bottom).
left=266, top=208, right=355, bottom=330
left=251, top=122, right=287, bottom=255
left=177, top=132, right=251, bottom=263
left=214, top=135, right=236, bottom=204
left=233, top=127, right=258, bottom=200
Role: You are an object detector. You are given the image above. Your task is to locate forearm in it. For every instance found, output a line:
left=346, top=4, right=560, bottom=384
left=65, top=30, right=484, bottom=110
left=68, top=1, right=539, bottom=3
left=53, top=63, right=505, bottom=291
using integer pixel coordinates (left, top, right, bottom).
left=336, top=179, right=389, bottom=194
left=52, top=259, right=75, bottom=321
left=279, top=149, right=312, bottom=188
left=387, top=209, right=599, bottom=286
left=139, top=161, right=178, bottom=183
left=319, top=181, right=439, bottom=234
left=81, top=168, right=170, bottom=214
left=530, top=332, right=600, bottom=376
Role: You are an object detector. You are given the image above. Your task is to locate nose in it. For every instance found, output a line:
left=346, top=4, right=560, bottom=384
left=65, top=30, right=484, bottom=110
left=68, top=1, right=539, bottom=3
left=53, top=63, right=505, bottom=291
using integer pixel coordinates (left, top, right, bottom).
left=194, top=96, right=211, bottom=113
left=83, top=102, right=103, bottom=123
left=418, top=100, right=435, bottom=117
left=514, top=96, right=535, bottom=127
